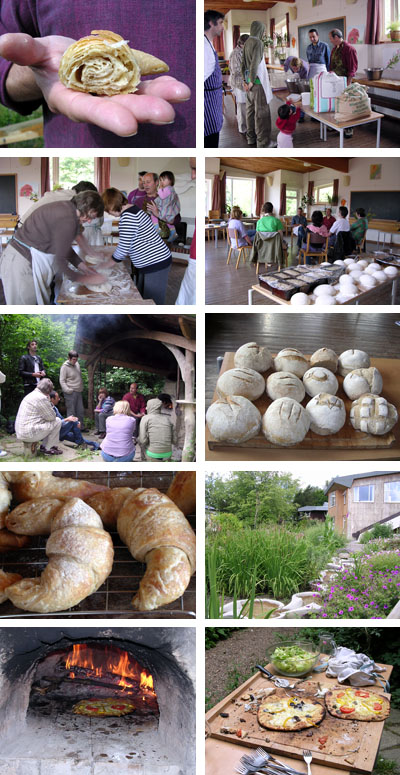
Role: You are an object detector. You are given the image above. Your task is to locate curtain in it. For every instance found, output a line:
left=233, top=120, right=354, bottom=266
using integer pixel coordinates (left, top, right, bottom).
left=308, top=180, right=314, bottom=202
left=220, top=171, right=226, bottom=216
left=255, top=176, right=265, bottom=215
left=279, top=183, right=286, bottom=216
left=214, top=31, right=225, bottom=55
left=270, top=18, right=275, bottom=39
left=333, top=178, right=339, bottom=205
left=40, top=158, right=50, bottom=196
left=365, top=0, right=381, bottom=44
left=211, top=175, right=221, bottom=213
left=286, top=12, right=290, bottom=44
left=95, top=157, right=110, bottom=193
left=233, top=25, right=240, bottom=49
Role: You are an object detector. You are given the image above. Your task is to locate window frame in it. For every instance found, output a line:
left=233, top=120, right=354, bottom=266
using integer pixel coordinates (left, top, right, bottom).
left=380, top=0, right=400, bottom=42
left=286, top=188, right=300, bottom=216
left=384, top=480, right=400, bottom=503
left=226, top=176, right=256, bottom=217
left=314, top=183, right=334, bottom=205
left=353, top=484, right=375, bottom=503
left=329, top=491, right=336, bottom=507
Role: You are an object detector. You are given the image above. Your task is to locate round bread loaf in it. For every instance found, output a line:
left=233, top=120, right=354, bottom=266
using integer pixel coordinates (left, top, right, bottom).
left=262, top=398, right=310, bottom=446
left=274, top=348, right=308, bottom=378
left=343, top=367, right=383, bottom=400
left=216, top=368, right=265, bottom=401
left=206, top=396, right=261, bottom=443
left=306, top=392, right=346, bottom=435
left=234, top=342, right=272, bottom=373
left=303, top=367, right=338, bottom=398
left=266, top=372, right=305, bottom=402
left=309, top=348, right=338, bottom=373
left=350, top=394, right=398, bottom=435
left=338, top=349, right=370, bottom=376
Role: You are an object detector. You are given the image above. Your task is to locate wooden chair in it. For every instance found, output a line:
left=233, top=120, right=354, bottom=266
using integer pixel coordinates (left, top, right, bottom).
left=355, top=233, right=367, bottom=254
left=226, top=229, right=251, bottom=270
left=298, top=232, right=329, bottom=265
left=208, top=210, right=220, bottom=220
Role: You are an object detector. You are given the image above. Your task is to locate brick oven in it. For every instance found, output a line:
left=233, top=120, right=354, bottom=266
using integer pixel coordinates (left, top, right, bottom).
left=0, top=627, right=195, bottom=774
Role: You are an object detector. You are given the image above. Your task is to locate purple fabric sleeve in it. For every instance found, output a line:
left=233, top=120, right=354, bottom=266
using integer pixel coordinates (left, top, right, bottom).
left=0, top=0, right=195, bottom=147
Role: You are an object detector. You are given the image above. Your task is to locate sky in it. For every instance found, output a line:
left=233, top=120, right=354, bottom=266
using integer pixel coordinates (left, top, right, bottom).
left=217, top=464, right=400, bottom=490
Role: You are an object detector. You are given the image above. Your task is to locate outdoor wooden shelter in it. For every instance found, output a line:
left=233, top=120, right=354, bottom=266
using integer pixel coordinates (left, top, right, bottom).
left=75, top=314, right=196, bottom=461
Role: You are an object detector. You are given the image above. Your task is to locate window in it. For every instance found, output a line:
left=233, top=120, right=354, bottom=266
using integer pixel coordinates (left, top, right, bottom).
left=205, top=178, right=212, bottom=215
left=329, top=492, right=336, bottom=506
left=382, top=0, right=400, bottom=39
left=353, top=485, right=375, bottom=502
left=286, top=189, right=299, bottom=216
left=226, top=177, right=256, bottom=217
left=343, top=492, right=346, bottom=505
left=51, top=157, right=95, bottom=191
left=315, top=184, right=333, bottom=204
left=384, top=481, right=400, bottom=502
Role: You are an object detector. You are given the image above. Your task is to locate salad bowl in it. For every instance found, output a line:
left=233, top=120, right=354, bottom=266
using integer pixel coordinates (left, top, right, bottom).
left=266, top=641, right=320, bottom=677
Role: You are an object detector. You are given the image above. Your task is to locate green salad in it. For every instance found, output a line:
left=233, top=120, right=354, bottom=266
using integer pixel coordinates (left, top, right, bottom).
left=271, top=646, right=318, bottom=674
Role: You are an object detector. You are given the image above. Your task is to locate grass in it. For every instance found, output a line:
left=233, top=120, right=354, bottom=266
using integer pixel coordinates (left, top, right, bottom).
left=0, top=105, right=44, bottom=147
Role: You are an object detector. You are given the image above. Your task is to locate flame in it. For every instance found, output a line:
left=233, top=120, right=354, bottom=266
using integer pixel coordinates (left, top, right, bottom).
left=64, top=644, right=155, bottom=694
left=140, top=671, right=153, bottom=691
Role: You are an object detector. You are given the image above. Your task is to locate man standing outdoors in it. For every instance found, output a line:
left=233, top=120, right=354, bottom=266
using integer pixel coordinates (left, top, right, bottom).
left=19, top=340, right=46, bottom=396
left=329, top=28, right=358, bottom=138
left=127, top=171, right=147, bottom=207
left=59, top=350, right=85, bottom=430
left=241, top=22, right=274, bottom=148
left=122, top=382, right=146, bottom=434
left=204, top=10, right=225, bottom=148
left=306, top=28, right=330, bottom=79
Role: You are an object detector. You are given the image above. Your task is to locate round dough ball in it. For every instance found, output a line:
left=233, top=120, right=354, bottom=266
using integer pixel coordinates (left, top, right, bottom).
left=310, top=348, right=338, bottom=373
left=357, top=260, right=368, bottom=269
left=347, top=269, right=362, bottom=282
left=262, top=398, right=310, bottom=446
left=350, top=394, right=398, bottom=435
left=314, top=296, right=337, bottom=305
left=343, top=366, right=383, bottom=400
left=303, top=367, right=338, bottom=397
left=359, top=273, right=378, bottom=289
left=206, top=395, right=261, bottom=443
left=306, top=392, right=346, bottom=435
left=216, top=367, right=265, bottom=401
left=338, top=349, right=370, bottom=376
left=333, top=260, right=346, bottom=266
left=320, top=262, right=331, bottom=267
left=266, top=371, right=305, bottom=402
left=344, top=258, right=356, bottom=266
left=274, top=348, right=308, bottom=378
left=314, top=284, right=335, bottom=297
left=384, top=265, right=398, bottom=277
left=234, top=342, right=273, bottom=373
left=86, top=281, right=113, bottom=293
left=340, top=274, right=357, bottom=286
left=372, top=270, right=387, bottom=283
left=290, top=292, right=311, bottom=306
left=365, top=262, right=381, bottom=274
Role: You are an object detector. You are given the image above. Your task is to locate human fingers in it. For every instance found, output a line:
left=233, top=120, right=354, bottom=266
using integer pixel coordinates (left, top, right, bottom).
left=109, top=92, right=176, bottom=125
left=137, top=75, right=191, bottom=103
left=0, top=33, right=49, bottom=66
left=47, top=82, right=139, bottom=135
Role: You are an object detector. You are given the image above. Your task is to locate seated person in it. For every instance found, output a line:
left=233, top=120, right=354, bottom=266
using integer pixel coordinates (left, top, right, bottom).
left=256, top=202, right=284, bottom=233
left=50, top=391, right=99, bottom=450
left=139, top=398, right=176, bottom=462
left=291, top=207, right=307, bottom=250
left=329, top=205, right=350, bottom=247
left=100, top=401, right=136, bottom=462
left=228, top=206, right=254, bottom=248
left=298, top=210, right=329, bottom=264
left=350, top=207, right=368, bottom=248
left=158, top=392, right=174, bottom=411
left=94, top=387, right=116, bottom=439
left=15, top=378, right=62, bottom=456
left=323, top=207, right=336, bottom=230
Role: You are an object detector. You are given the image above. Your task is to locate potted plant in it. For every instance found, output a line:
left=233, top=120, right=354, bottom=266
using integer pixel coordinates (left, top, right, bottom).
left=301, top=193, right=315, bottom=211
left=387, top=21, right=400, bottom=42
left=262, top=34, right=274, bottom=64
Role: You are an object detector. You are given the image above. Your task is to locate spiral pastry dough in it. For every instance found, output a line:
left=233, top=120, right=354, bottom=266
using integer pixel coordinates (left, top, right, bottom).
left=59, top=30, right=169, bottom=96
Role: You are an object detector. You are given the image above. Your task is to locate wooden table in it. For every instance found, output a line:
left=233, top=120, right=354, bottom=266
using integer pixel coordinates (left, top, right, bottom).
left=57, top=260, right=155, bottom=305
left=354, top=77, right=400, bottom=92
left=274, top=89, right=384, bottom=147
left=206, top=222, right=228, bottom=248
left=206, top=661, right=393, bottom=775
left=248, top=276, right=399, bottom=306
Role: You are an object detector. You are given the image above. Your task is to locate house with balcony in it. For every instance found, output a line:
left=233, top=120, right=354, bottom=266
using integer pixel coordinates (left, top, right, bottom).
left=325, top=471, right=400, bottom=539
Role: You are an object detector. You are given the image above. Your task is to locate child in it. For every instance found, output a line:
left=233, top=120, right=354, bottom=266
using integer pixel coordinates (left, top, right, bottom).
left=276, top=101, right=301, bottom=148
left=156, top=171, right=181, bottom=242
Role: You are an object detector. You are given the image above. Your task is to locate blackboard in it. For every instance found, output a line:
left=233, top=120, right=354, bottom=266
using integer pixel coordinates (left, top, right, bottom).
left=0, top=174, right=17, bottom=214
left=350, top=191, right=400, bottom=221
left=298, top=17, right=346, bottom=62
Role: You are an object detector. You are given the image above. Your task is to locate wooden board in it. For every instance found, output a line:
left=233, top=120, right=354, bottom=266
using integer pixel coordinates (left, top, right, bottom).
left=250, top=277, right=397, bottom=306
left=57, top=261, right=155, bottom=305
left=206, top=662, right=392, bottom=774
left=207, top=353, right=397, bottom=451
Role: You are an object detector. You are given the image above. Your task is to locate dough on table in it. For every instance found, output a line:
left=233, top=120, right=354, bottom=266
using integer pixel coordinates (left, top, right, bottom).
left=85, top=281, right=113, bottom=293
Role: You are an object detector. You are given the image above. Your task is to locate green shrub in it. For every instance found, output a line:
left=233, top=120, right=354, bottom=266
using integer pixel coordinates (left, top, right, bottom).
left=360, top=524, right=394, bottom=543
left=205, top=627, right=240, bottom=649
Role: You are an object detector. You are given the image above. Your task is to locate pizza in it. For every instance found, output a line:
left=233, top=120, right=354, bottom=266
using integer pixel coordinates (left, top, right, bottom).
left=257, top=695, right=325, bottom=731
left=325, top=687, right=390, bottom=721
left=72, top=697, right=136, bottom=716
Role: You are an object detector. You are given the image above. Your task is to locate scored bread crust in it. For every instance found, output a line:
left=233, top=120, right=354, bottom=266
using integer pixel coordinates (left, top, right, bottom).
left=325, top=688, right=390, bottom=721
left=59, top=29, right=169, bottom=95
left=258, top=696, right=325, bottom=731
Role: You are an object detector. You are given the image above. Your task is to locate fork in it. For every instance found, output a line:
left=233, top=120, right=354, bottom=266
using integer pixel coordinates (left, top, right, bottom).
left=235, top=764, right=266, bottom=775
left=303, top=750, right=313, bottom=775
left=241, top=757, right=302, bottom=775
left=247, top=749, right=303, bottom=775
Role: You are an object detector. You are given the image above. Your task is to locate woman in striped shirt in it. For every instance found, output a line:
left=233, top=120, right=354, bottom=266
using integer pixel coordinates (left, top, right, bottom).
left=102, top=188, right=172, bottom=305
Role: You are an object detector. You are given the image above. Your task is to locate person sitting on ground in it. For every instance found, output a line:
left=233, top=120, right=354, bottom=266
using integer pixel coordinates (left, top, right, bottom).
left=139, top=397, right=176, bottom=462
left=93, top=388, right=115, bottom=440
left=156, top=171, right=181, bottom=242
left=50, top=391, right=99, bottom=451
left=350, top=207, right=369, bottom=249
left=256, top=202, right=284, bottom=233
left=329, top=205, right=350, bottom=246
left=228, top=206, right=255, bottom=248
left=100, top=401, right=136, bottom=463
left=127, top=171, right=148, bottom=208
left=276, top=100, right=301, bottom=148
left=298, top=210, right=329, bottom=263
left=158, top=392, right=174, bottom=412
left=323, top=207, right=336, bottom=231
left=15, top=378, right=63, bottom=456
left=122, top=382, right=146, bottom=432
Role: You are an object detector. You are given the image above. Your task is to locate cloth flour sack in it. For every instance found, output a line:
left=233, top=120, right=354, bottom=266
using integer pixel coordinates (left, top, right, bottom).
left=334, top=83, right=372, bottom=123
left=310, top=72, right=347, bottom=112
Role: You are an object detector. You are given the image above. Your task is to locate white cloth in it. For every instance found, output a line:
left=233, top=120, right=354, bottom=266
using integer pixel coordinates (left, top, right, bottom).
left=277, top=131, right=293, bottom=148
left=204, top=37, right=216, bottom=81
left=330, top=218, right=350, bottom=235
left=308, top=63, right=327, bottom=80
left=256, top=57, right=273, bottom=105
left=326, top=647, right=385, bottom=687
left=30, top=247, right=61, bottom=305
left=236, top=101, right=247, bottom=133
left=175, top=258, right=196, bottom=305
left=233, top=86, right=246, bottom=104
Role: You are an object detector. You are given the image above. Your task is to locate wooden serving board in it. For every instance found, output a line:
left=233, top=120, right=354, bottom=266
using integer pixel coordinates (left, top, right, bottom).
left=206, top=663, right=392, bottom=774
left=207, top=353, right=396, bottom=451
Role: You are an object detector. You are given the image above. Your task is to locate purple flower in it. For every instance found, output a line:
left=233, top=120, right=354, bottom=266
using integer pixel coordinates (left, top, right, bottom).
left=348, top=606, right=354, bottom=612
left=364, top=604, right=369, bottom=608
left=338, top=610, right=343, bottom=615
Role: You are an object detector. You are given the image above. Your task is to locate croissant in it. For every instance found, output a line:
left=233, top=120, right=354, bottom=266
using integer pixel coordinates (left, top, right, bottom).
left=6, top=498, right=114, bottom=613
left=0, top=570, right=22, bottom=603
left=0, top=473, right=12, bottom=529
left=0, top=529, right=30, bottom=551
left=166, top=472, right=196, bottom=516
left=87, top=487, right=196, bottom=610
left=6, top=498, right=65, bottom=535
left=3, top=472, right=108, bottom=503
left=59, top=30, right=169, bottom=96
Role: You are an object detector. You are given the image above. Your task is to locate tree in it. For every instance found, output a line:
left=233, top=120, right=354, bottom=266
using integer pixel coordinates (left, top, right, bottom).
left=58, top=157, right=95, bottom=189
left=205, top=474, right=232, bottom=512
left=294, top=485, right=326, bottom=508
left=205, top=471, right=300, bottom=527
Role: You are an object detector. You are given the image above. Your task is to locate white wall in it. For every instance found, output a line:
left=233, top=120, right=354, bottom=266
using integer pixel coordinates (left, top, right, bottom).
left=0, top=157, right=41, bottom=217
left=225, top=10, right=268, bottom=58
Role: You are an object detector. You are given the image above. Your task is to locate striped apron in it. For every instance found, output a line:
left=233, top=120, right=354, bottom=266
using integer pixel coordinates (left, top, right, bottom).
left=204, top=37, right=223, bottom=137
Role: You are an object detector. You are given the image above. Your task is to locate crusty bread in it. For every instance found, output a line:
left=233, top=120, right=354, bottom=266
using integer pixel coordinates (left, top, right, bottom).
left=166, top=472, right=196, bottom=516
left=3, top=472, right=108, bottom=503
left=0, top=473, right=12, bottom=530
left=206, top=395, right=261, bottom=444
left=6, top=498, right=65, bottom=535
left=262, top=398, right=310, bottom=446
left=0, top=570, right=22, bottom=604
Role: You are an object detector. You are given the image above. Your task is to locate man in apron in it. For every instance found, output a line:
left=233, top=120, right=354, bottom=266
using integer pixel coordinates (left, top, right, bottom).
left=306, top=28, right=330, bottom=79
left=329, top=28, right=358, bottom=138
left=241, top=21, right=275, bottom=148
left=204, top=10, right=225, bottom=147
